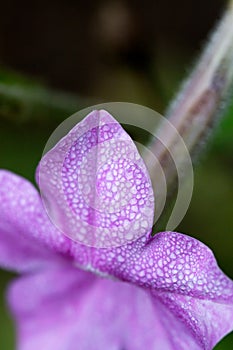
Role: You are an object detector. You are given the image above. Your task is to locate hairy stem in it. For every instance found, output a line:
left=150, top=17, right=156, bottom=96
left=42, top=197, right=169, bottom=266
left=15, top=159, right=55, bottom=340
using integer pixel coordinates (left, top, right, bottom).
left=166, top=2, right=233, bottom=152
left=145, top=3, right=233, bottom=230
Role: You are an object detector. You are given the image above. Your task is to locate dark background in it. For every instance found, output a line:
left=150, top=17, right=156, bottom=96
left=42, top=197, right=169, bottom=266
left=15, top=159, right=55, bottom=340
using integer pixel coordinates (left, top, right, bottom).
left=0, top=1, right=232, bottom=349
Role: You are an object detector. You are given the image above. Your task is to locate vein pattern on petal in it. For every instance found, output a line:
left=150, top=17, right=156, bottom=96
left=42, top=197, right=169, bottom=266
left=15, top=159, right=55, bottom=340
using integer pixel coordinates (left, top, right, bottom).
left=38, top=109, right=154, bottom=247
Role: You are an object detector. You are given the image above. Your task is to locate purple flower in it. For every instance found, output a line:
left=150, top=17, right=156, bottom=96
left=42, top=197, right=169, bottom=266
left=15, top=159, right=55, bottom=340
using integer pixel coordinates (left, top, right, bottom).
left=0, top=110, right=233, bottom=350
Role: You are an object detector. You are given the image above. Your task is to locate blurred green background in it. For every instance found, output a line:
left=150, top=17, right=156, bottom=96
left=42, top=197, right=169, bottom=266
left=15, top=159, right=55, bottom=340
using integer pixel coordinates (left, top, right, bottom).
left=0, top=0, right=232, bottom=349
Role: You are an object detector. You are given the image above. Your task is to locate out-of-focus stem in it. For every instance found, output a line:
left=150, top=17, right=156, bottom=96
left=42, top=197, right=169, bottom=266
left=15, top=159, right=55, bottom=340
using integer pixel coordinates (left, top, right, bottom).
left=145, top=3, right=233, bottom=230
left=165, top=2, right=233, bottom=152
left=0, top=69, right=89, bottom=124
left=148, top=3, right=233, bottom=182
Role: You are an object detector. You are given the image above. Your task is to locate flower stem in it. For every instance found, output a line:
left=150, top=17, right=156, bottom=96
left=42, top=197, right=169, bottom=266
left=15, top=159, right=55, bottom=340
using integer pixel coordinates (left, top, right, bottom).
left=165, top=1, right=233, bottom=153
left=0, top=69, right=89, bottom=124
left=145, top=3, right=233, bottom=230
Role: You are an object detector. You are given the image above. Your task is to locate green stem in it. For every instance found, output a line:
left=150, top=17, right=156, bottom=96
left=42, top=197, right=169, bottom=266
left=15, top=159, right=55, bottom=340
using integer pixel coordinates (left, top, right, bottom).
left=0, top=69, right=89, bottom=124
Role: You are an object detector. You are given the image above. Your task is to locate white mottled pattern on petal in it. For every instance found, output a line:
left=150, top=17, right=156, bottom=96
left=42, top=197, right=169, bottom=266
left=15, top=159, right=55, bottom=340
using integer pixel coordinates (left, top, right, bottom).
left=38, top=109, right=154, bottom=247
left=1, top=160, right=233, bottom=348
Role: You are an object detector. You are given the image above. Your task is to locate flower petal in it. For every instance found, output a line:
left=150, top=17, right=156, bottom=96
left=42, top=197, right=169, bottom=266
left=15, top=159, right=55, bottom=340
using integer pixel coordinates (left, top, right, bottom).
left=0, top=170, right=71, bottom=272
left=8, top=264, right=206, bottom=350
left=91, top=232, right=233, bottom=301
left=155, top=290, right=233, bottom=349
left=1, top=172, right=233, bottom=348
left=38, top=109, right=154, bottom=248
left=77, top=231, right=233, bottom=349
